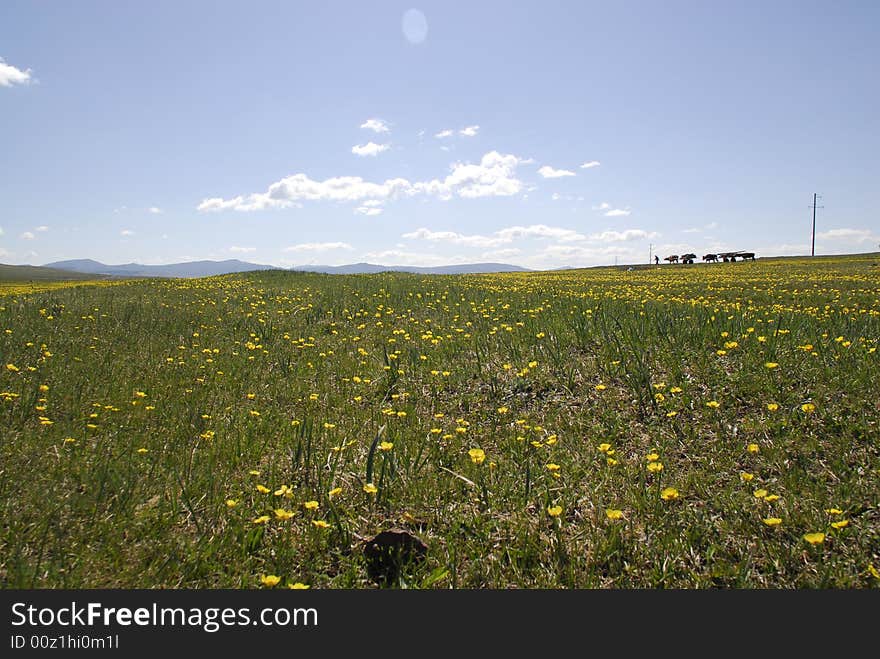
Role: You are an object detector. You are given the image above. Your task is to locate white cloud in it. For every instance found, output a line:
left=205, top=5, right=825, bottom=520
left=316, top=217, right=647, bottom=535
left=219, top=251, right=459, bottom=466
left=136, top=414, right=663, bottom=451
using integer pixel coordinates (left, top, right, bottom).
left=198, top=151, right=525, bottom=211
left=20, top=231, right=35, bottom=240
left=604, top=208, right=631, bottom=217
left=459, top=125, right=480, bottom=137
left=283, top=242, right=354, bottom=253
left=580, top=161, right=601, bottom=169
left=402, top=228, right=505, bottom=248
left=361, top=249, right=469, bottom=267
left=816, top=228, right=876, bottom=242
left=683, top=221, right=717, bottom=234
left=360, top=118, right=390, bottom=133
left=229, top=246, right=257, bottom=253
left=589, top=229, right=658, bottom=242
left=120, top=229, right=134, bottom=236
left=355, top=206, right=383, bottom=216
left=481, top=248, right=522, bottom=260
left=35, top=225, right=49, bottom=232
left=0, top=58, right=33, bottom=87
left=497, top=224, right=586, bottom=242
left=361, top=199, right=384, bottom=207
left=593, top=202, right=611, bottom=211
left=0, top=226, right=4, bottom=236
left=551, top=193, right=561, bottom=201
left=352, top=142, right=390, bottom=157
left=435, top=129, right=453, bottom=138
left=404, top=223, right=587, bottom=248
left=538, top=165, right=576, bottom=179
left=148, top=207, right=163, bottom=214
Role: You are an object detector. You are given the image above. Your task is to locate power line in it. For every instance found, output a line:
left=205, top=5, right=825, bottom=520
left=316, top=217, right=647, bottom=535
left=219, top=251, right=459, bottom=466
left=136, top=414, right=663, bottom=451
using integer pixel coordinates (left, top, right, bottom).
left=810, top=193, right=824, bottom=256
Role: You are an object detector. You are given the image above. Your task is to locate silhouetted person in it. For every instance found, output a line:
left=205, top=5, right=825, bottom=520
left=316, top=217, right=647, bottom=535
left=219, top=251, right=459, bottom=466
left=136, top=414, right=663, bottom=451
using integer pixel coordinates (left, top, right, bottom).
left=654, top=255, right=659, bottom=265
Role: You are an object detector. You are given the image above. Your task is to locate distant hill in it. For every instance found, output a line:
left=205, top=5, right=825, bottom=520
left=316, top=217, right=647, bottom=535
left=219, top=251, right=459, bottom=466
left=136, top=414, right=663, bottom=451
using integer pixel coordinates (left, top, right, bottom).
left=43, top=259, right=280, bottom=278
left=291, top=262, right=530, bottom=275
left=0, top=263, right=109, bottom=282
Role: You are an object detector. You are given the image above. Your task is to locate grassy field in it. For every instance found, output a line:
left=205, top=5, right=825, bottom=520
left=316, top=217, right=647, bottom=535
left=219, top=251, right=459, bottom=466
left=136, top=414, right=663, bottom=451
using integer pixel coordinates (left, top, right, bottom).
left=1, top=254, right=878, bottom=588
left=0, top=263, right=111, bottom=298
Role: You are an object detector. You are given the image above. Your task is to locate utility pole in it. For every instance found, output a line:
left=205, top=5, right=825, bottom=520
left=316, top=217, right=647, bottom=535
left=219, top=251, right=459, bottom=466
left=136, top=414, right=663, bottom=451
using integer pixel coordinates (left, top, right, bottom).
left=648, top=243, right=653, bottom=265
left=810, top=193, right=824, bottom=256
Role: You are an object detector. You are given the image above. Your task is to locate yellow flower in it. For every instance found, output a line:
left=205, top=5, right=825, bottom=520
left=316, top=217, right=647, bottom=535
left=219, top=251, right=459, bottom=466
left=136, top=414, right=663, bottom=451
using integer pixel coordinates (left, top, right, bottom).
left=595, top=384, right=606, bottom=391
left=597, top=443, right=612, bottom=453
left=830, top=519, right=849, bottom=529
left=825, top=507, right=843, bottom=515
left=660, top=487, right=679, bottom=501
left=6, top=364, right=19, bottom=372
left=868, top=565, right=880, bottom=580
left=764, top=362, right=779, bottom=369
left=767, top=403, right=779, bottom=411
left=753, top=489, right=768, bottom=498
left=134, top=391, right=147, bottom=398
left=762, top=517, right=782, bottom=527
left=763, top=494, right=780, bottom=502
left=645, top=453, right=660, bottom=462
left=606, top=457, right=618, bottom=466
left=547, top=505, right=563, bottom=518
left=363, top=483, right=378, bottom=494
left=274, top=508, right=294, bottom=520
left=605, top=508, right=624, bottom=521
left=39, top=384, right=49, bottom=392
left=256, top=484, right=270, bottom=494
left=706, top=400, right=720, bottom=408
left=379, top=441, right=394, bottom=451
left=136, top=447, right=148, bottom=454
left=253, top=515, right=270, bottom=524
left=225, top=499, right=238, bottom=508
left=740, top=472, right=754, bottom=482
left=288, top=582, right=310, bottom=589
left=647, top=461, right=663, bottom=473
left=497, top=406, right=509, bottom=414
left=803, top=532, right=825, bottom=545
left=468, top=448, right=486, bottom=465
left=260, top=575, right=281, bottom=587
left=801, top=403, right=816, bottom=414
left=274, top=485, right=293, bottom=497
left=545, top=463, right=561, bottom=472
left=303, top=500, right=319, bottom=510
left=328, top=487, right=343, bottom=498
left=312, top=520, right=330, bottom=529
left=747, top=443, right=760, bottom=453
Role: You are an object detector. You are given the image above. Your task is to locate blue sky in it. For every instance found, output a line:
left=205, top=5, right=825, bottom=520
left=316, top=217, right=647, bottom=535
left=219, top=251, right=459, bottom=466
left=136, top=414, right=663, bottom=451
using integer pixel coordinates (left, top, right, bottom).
left=2, top=1, right=878, bottom=269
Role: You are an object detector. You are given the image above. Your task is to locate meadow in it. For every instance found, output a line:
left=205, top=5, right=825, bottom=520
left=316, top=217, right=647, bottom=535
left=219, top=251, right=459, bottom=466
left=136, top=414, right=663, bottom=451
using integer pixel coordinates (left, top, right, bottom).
left=1, top=254, right=878, bottom=588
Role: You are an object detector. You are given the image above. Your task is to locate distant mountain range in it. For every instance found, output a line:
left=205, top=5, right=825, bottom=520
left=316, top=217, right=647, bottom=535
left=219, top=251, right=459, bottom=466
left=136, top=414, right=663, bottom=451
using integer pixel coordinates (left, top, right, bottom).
left=290, top=262, right=529, bottom=275
left=43, top=259, right=280, bottom=278
left=41, top=259, right=529, bottom=278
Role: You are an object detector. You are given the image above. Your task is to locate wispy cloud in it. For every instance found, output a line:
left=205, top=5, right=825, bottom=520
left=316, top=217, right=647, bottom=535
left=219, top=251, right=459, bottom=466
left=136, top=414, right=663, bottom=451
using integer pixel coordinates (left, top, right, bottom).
left=283, top=242, right=354, bottom=253
left=351, top=142, right=390, bottom=157
left=120, top=229, right=135, bottom=236
left=35, top=225, right=49, bottom=232
left=360, top=118, right=390, bottom=133
left=148, top=207, right=163, bottom=214
left=435, top=129, right=454, bottom=138
left=355, top=206, right=383, bottom=216
left=604, top=208, right=631, bottom=217
left=0, top=57, right=33, bottom=87
left=538, top=165, right=576, bottom=179
left=20, top=231, right=35, bottom=240
left=580, top=161, right=601, bottom=169
left=459, top=125, right=480, bottom=137
left=816, top=227, right=877, bottom=242
left=229, top=246, right=256, bottom=253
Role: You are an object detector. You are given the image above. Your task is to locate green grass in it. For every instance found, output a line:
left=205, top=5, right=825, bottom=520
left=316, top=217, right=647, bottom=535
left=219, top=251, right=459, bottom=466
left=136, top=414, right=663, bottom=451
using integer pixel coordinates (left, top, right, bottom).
left=1, top=253, right=878, bottom=588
